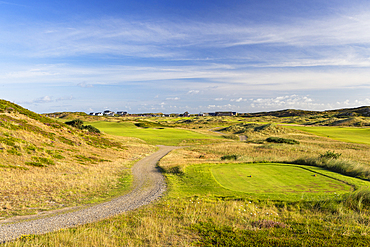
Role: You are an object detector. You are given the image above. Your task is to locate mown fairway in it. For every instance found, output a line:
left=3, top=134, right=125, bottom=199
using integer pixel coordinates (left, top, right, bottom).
left=211, top=163, right=353, bottom=195
left=88, top=121, right=222, bottom=145
left=286, top=126, right=370, bottom=145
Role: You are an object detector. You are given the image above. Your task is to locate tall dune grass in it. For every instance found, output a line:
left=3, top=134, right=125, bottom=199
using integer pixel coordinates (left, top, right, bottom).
left=294, top=156, right=370, bottom=180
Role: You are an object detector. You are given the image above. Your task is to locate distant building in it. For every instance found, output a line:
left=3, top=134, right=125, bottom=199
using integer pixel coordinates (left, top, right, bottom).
left=117, top=111, right=128, bottom=116
left=103, top=110, right=115, bottom=116
left=215, top=112, right=237, bottom=116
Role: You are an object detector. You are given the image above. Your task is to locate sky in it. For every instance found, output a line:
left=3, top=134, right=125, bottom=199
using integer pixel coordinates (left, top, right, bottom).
left=1, top=0, right=370, bottom=114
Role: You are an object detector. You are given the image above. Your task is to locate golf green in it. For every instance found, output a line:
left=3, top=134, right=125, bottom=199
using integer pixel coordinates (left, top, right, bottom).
left=211, top=163, right=353, bottom=194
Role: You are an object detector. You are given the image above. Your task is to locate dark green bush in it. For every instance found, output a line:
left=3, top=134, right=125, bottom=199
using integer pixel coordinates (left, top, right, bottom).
left=221, top=154, right=238, bottom=161
left=166, top=166, right=184, bottom=175
left=65, top=119, right=84, bottom=128
left=65, top=119, right=101, bottom=134
left=82, top=125, right=101, bottom=133
left=266, top=137, right=299, bottom=144
left=319, top=150, right=341, bottom=159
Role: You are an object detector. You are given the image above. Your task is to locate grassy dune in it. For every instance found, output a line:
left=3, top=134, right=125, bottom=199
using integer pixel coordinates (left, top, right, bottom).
left=4, top=112, right=370, bottom=246
left=0, top=100, right=154, bottom=219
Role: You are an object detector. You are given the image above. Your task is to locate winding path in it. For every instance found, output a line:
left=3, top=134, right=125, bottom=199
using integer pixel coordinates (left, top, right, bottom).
left=0, top=145, right=178, bottom=243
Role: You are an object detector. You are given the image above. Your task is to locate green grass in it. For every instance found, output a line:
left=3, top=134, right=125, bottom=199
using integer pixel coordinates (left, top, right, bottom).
left=88, top=121, right=222, bottom=145
left=286, top=126, right=370, bottom=145
left=166, top=162, right=370, bottom=201
left=211, top=163, right=352, bottom=195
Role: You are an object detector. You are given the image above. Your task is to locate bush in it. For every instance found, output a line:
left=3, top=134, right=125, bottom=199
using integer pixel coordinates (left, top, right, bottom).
left=65, top=119, right=84, bottom=128
left=319, top=150, right=341, bottom=159
left=82, top=125, right=101, bottom=134
left=221, top=155, right=238, bottom=161
left=166, top=166, right=184, bottom=175
left=266, top=137, right=300, bottom=145
left=65, top=119, right=101, bottom=134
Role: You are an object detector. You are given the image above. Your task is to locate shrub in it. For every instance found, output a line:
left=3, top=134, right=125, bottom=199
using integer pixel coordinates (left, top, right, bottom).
left=221, top=154, right=238, bottom=161
left=166, top=166, right=184, bottom=175
left=65, top=119, right=101, bottom=134
left=319, top=150, right=341, bottom=159
left=82, top=125, right=101, bottom=134
left=266, top=137, right=300, bottom=145
left=65, top=119, right=84, bottom=128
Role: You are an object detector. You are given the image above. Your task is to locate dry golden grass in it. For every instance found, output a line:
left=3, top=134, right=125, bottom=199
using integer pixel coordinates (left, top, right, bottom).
left=7, top=195, right=370, bottom=246
left=0, top=113, right=155, bottom=219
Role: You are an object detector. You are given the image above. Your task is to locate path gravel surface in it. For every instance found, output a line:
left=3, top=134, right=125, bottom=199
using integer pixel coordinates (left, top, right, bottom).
left=0, top=145, right=178, bottom=243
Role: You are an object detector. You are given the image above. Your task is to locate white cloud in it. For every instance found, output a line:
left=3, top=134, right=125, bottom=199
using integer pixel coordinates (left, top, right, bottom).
left=20, top=95, right=74, bottom=105
left=336, top=98, right=370, bottom=108
left=36, top=96, right=52, bottom=103
left=250, top=95, right=326, bottom=110
left=230, top=97, right=245, bottom=102
left=166, top=97, right=180, bottom=101
left=187, top=90, right=200, bottom=95
left=77, top=82, right=93, bottom=88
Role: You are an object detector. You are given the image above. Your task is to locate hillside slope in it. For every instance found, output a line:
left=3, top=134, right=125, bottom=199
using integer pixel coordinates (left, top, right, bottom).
left=0, top=100, right=154, bottom=219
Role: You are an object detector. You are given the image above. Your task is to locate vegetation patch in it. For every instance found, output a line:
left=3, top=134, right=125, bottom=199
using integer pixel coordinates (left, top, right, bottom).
left=57, top=136, right=75, bottom=146
left=319, top=150, right=341, bottom=159
left=191, top=221, right=370, bottom=246
left=31, top=156, right=55, bottom=166
left=25, top=162, right=47, bottom=167
left=7, top=148, right=22, bottom=156
left=65, top=119, right=101, bottom=134
left=294, top=154, right=370, bottom=180
left=266, top=136, right=299, bottom=144
left=220, top=154, right=238, bottom=161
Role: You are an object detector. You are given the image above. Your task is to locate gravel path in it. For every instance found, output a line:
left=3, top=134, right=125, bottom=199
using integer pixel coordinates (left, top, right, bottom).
left=0, top=145, right=178, bottom=243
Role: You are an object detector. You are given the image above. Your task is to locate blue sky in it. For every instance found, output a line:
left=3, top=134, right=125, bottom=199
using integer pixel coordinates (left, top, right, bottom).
left=1, top=0, right=370, bottom=114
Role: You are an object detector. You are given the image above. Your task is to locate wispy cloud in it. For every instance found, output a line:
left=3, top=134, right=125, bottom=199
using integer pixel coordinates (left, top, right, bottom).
left=0, top=1, right=27, bottom=7
left=77, top=82, right=93, bottom=88
left=20, top=96, right=74, bottom=105
left=2, top=9, right=370, bottom=67
left=250, top=95, right=325, bottom=110
left=187, top=90, right=200, bottom=95
left=166, top=97, right=180, bottom=101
